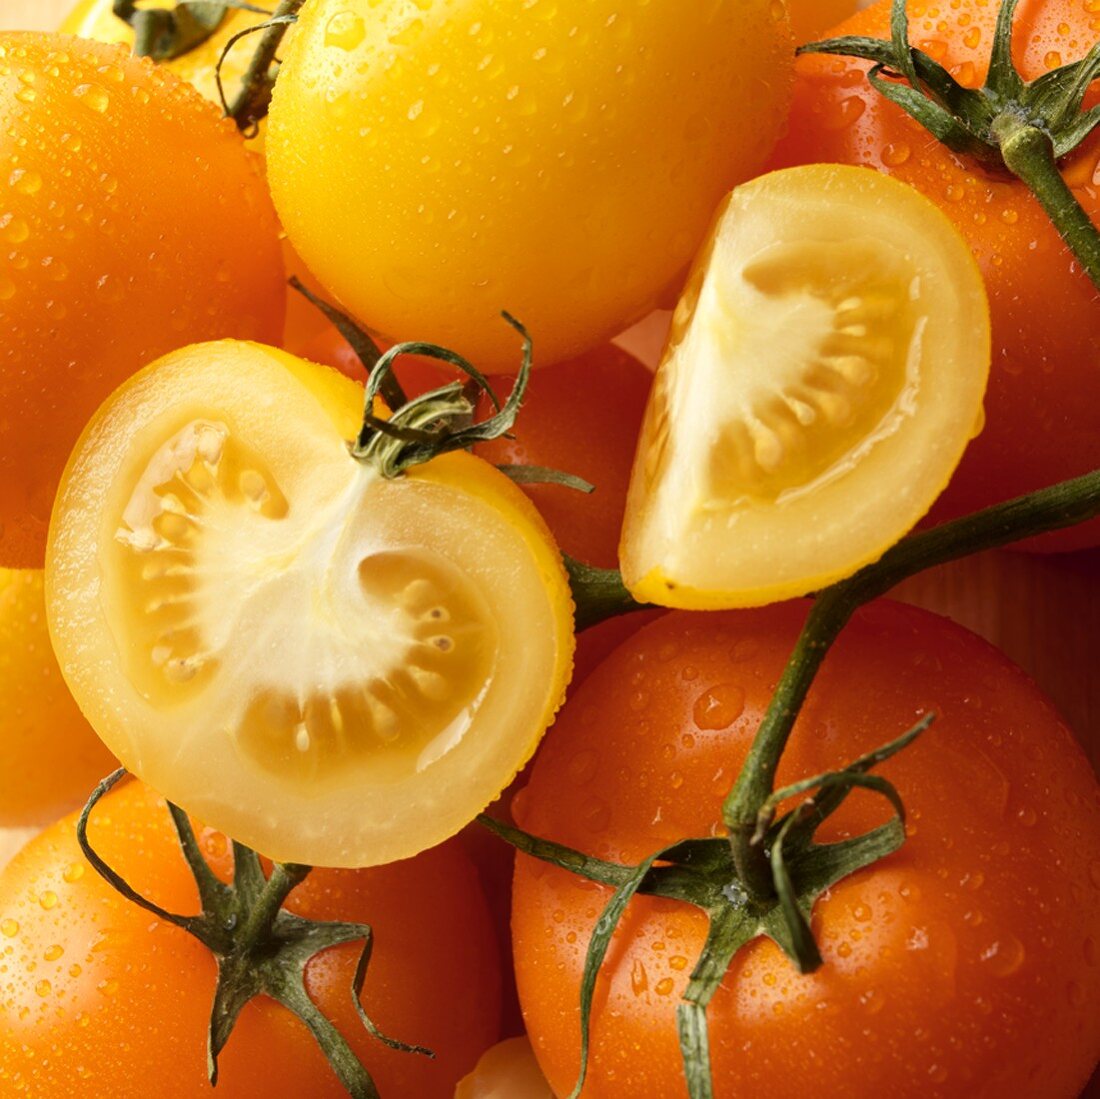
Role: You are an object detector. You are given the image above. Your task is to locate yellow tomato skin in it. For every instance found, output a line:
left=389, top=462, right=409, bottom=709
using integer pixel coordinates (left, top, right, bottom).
left=266, top=0, right=794, bottom=371
left=0, top=570, right=116, bottom=827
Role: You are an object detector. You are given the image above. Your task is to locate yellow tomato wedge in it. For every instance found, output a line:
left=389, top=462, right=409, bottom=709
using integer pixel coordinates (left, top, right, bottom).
left=47, top=342, right=574, bottom=868
left=620, top=164, right=990, bottom=609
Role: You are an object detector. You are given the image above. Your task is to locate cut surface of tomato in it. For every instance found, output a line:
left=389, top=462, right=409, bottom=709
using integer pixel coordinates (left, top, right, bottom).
left=47, top=342, right=574, bottom=868
left=620, top=164, right=990, bottom=609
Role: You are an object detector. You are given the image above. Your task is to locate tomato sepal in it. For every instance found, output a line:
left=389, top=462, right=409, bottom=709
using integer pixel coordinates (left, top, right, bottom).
left=112, top=0, right=231, bottom=61
left=77, top=770, right=433, bottom=1099
left=802, top=0, right=1100, bottom=289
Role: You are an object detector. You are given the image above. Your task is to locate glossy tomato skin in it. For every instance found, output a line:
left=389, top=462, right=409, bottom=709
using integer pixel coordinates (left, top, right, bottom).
left=0, top=780, right=502, bottom=1097
left=0, top=569, right=116, bottom=826
left=474, top=346, right=652, bottom=570
left=0, top=34, right=284, bottom=567
left=788, top=0, right=862, bottom=44
left=266, top=0, right=793, bottom=372
left=770, top=0, right=1100, bottom=552
left=513, top=602, right=1100, bottom=1098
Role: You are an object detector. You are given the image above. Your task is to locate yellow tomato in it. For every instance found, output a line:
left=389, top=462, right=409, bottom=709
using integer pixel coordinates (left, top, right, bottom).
left=47, top=341, right=575, bottom=868
left=0, top=570, right=116, bottom=826
left=620, top=165, right=990, bottom=609
left=266, top=0, right=794, bottom=371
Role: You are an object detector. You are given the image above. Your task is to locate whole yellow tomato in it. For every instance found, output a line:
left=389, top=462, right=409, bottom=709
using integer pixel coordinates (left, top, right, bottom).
left=266, top=0, right=794, bottom=370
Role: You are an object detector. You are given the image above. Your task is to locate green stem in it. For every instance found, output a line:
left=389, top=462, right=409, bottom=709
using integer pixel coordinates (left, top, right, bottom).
left=223, top=0, right=306, bottom=133
left=723, top=468, right=1100, bottom=899
left=238, top=862, right=311, bottom=945
left=995, top=119, right=1100, bottom=291
left=565, top=555, right=644, bottom=632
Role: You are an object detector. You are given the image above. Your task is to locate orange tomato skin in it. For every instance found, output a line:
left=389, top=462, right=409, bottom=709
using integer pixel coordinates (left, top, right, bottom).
left=0, top=569, right=116, bottom=827
left=770, top=0, right=1100, bottom=552
left=512, top=601, right=1100, bottom=1098
left=0, top=33, right=284, bottom=567
left=0, top=781, right=502, bottom=1097
left=788, top=0, right=862, bottom=43
left=475, top=347, right=652, bottom=570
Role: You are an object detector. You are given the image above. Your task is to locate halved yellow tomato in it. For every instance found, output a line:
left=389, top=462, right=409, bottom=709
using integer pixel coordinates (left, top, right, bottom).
left=620, top=164, right=990, bottom=609
left=46, top=341, right=574, bottom=868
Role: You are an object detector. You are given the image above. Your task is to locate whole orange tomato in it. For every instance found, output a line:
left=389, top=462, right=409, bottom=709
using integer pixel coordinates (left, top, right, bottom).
left=0, top=33, right=284, bottom=566
left=770, top=0, right=1100, bottom=551
left=0, top=569, right=115, bottom=826
left=513, top=601, right=1100, bottom=1098
left=0, top=780, right=502, bottom=1097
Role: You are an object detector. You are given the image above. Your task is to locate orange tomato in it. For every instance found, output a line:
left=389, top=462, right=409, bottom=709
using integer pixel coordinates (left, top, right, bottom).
left=770, top=0, right=1100, bottom=551
left=0, top=33, right=284, bottom=566
left=0, top=569, right=115, bottom=827
left=0, top=779, right=502, bottom=1097
left=513, top=601, right=1100, bottom=1098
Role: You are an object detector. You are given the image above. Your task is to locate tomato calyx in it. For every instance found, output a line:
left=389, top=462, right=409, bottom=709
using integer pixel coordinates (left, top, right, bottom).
left=485, top=467, right=1100, bottom=1099
left=111, top=0, right=233, bottom=61
left=350, top=313, right=533, bottom=477
left=77, top=770, right=433, bottom=1099
left=803, top=0, right=1100, bottom=290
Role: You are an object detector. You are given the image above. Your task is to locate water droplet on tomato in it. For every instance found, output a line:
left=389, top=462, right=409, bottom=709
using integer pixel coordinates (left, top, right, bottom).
left=630, top=958, right=648, bottom=995
left=693, top=683, right=745, bottom=730
left=567, top=749, right=598, bottom=786
left=0, top=919, right=18, bottom=938
left=325, top=12, right=366, bottom=51
left=72, top=83, right=110, bottom=113
left=8, top=168, right=41, bottom=196
left=979, top=932, right=1025, bottom=977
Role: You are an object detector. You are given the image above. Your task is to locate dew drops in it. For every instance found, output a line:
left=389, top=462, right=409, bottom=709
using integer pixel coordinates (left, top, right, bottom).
left=43, top=945, right=63, bottom=962
left=882, top=142, right=911, bottom=167
left=567, top=749, right=598, bottom=786
left=655, top=977, right=674, bottom=996
left=8, top=168, right=41, bottom=196
left=37, top=892, right=58, bottom=911
left=979, top=932, right=1025, bottom=978
left=1016, top=806, right=1038, bottom=828
left=630, top=958, right=648, bottom=995
left=72, top=83, right=110, bottom=113
left=324, top=11, right=366, bottom=51
left=34, top=979, right=50, bottom=998
left=0, top=919, right=18, bottom=938
left=693, top=683, right=745, bottom=730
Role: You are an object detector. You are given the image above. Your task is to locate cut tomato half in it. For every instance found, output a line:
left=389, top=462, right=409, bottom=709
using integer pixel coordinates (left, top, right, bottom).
left=620, top=164, right=990, bottom=608
left=47, top=342, right=574, bottom=868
